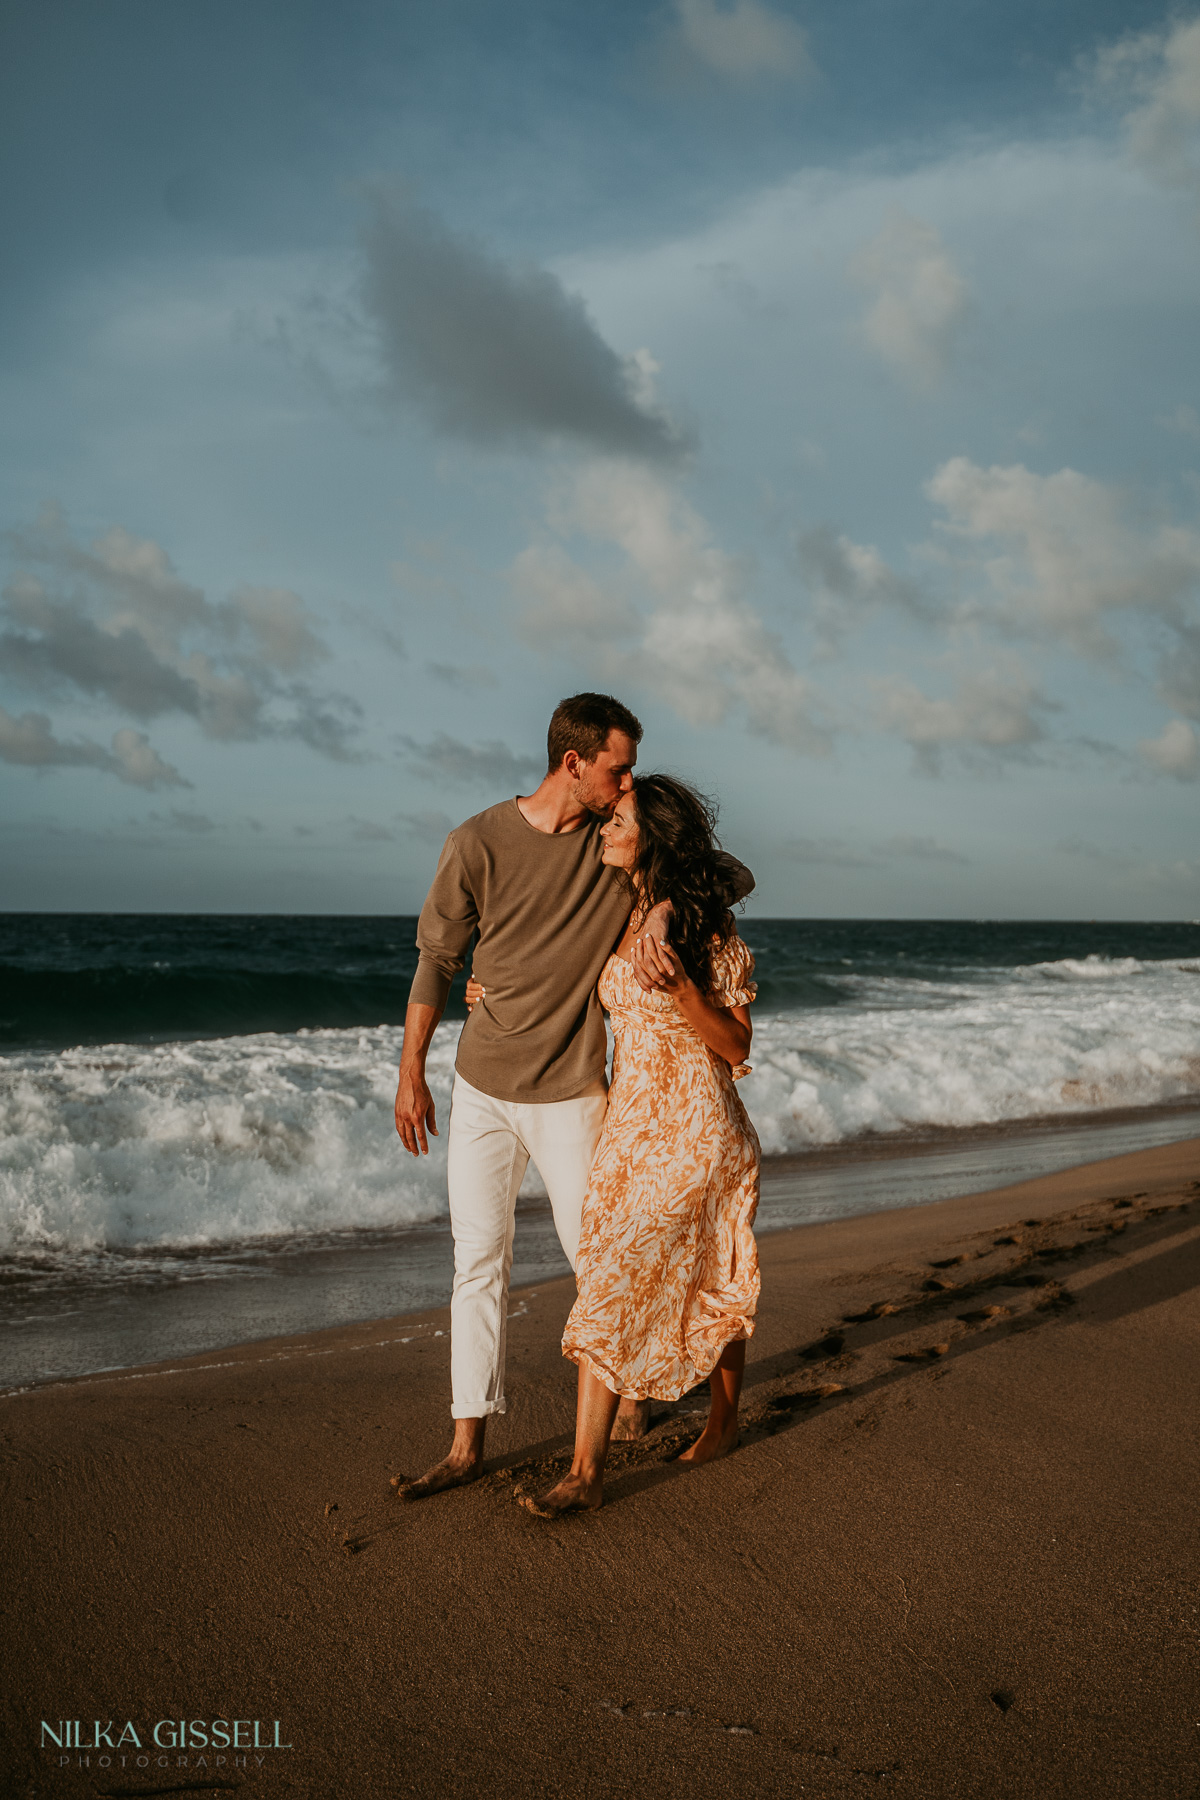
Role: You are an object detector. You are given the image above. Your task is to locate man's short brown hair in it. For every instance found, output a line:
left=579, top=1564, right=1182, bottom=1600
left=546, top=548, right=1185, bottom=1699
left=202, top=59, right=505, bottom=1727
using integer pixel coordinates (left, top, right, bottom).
left=547, top=693, right=643, bottom=772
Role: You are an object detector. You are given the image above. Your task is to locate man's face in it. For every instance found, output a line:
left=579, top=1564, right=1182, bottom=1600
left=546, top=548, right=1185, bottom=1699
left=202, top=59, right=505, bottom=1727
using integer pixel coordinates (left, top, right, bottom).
left=570, top=729, right=637, bottom=817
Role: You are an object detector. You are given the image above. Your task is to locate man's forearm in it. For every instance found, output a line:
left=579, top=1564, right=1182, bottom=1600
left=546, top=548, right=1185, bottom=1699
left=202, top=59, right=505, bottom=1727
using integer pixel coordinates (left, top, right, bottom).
left=395, top=1002, right=444, bottom=1154
left=399, top=1001, right=443, bottom=1072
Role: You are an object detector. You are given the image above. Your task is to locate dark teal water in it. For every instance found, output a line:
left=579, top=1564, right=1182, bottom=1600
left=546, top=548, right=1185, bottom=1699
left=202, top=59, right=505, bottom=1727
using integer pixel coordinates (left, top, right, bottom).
left=3, top=914, right=1198, bottom=1051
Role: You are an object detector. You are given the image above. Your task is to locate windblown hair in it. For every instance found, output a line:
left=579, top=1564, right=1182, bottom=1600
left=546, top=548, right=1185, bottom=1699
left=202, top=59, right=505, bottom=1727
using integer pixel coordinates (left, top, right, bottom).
left=547, top=692, right=643, bottom=772
left=626, top=774, right=736, bottom=994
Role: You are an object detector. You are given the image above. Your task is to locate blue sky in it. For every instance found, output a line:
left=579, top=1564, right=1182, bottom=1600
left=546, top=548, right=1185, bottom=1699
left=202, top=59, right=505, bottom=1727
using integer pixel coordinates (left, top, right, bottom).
left=1, top=0, right=1198, bottom=917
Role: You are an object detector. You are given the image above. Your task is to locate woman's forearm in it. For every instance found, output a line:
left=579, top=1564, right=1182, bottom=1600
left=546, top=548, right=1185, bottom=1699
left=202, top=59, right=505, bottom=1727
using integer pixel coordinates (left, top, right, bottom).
left=670, top=982, right=752, bottom=1065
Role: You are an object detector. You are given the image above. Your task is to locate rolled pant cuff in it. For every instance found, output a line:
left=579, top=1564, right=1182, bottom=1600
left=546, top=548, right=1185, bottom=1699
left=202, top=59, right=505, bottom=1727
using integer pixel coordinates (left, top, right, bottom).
left=451, top=1398, right=506, bottom=1419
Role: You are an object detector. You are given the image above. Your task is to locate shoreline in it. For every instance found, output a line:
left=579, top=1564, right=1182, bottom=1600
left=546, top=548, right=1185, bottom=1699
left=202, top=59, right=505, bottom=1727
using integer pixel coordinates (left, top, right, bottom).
left=759, top=1090, right=1200, bottom=1172
left=4, top=1097, right=1199, bottom=1396
left=4, top=1134, right=1198, bottom=1797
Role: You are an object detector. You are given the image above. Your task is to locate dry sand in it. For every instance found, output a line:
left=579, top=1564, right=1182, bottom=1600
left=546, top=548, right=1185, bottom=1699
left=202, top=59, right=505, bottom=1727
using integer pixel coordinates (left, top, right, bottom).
left=3, top=1135, right=1199, bottom=1799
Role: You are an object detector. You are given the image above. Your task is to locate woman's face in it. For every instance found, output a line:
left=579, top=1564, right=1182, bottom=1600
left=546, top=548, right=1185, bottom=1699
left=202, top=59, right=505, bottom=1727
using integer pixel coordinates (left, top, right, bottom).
left=599, top=794, right=640, bottom=871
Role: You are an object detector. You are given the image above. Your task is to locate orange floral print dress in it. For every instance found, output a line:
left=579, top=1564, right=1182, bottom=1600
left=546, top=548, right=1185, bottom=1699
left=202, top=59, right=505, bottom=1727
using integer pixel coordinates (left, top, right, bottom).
left=562, top=931, right=761, bottom=1402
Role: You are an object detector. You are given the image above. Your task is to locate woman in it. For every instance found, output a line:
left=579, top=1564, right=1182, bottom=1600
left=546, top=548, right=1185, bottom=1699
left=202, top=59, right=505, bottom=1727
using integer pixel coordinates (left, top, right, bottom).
left=484, top=773, right=761, bottom=1517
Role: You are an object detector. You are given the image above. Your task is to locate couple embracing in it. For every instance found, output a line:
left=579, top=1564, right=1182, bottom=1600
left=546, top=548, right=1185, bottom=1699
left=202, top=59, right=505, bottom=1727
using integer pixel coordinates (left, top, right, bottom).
left=393, top=692, right=761, bottom=1517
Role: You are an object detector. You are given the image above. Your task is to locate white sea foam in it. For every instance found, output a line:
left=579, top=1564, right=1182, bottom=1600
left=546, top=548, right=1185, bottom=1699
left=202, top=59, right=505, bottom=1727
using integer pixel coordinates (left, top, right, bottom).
left=0, top=1025, right=456, bottom=1260
left=1023, top=955, right=1149, bottom=980
left=743, top=957, right=1200, bottom=1152
left=1, top=956, right=1197, bottom=1259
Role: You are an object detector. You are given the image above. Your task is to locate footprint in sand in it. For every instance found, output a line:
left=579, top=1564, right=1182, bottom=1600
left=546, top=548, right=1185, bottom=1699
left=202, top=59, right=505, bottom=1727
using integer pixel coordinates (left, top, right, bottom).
left=843, top=1300, right=897, bottom=1323
left=930, top=1254, right=970, bottom=1269
left=768, top=1391, right=820, bottom=1414
left=958, top=1305, right=1009, bottom=1323
left=923, top=1276, right=958, bottom=1292
left=895, top=1343, right=951, bottom=1363
left=767, top=1383, right=844, bottom=1415
left=801, top=1332, right=846, bottom=1360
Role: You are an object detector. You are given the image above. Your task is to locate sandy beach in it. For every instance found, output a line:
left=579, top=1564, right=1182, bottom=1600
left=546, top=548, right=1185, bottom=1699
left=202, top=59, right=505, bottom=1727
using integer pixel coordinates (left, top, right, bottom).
left=3, top=1132, right=1199, bottom=1799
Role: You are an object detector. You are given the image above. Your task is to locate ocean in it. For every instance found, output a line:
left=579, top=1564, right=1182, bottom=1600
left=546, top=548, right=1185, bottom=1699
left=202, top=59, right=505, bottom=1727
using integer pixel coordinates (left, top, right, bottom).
left=2, top=913, right=1199, bottom=1387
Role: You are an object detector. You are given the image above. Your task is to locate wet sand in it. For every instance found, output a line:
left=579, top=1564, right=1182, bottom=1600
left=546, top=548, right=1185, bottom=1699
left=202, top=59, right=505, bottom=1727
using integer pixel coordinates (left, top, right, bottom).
left=3, top=1135, right=1199, bottom=1798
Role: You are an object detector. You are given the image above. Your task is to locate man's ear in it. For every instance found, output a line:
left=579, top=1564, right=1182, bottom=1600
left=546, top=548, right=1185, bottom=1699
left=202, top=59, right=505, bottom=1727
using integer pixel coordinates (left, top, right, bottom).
left=561, top=748, right=582, bottom=781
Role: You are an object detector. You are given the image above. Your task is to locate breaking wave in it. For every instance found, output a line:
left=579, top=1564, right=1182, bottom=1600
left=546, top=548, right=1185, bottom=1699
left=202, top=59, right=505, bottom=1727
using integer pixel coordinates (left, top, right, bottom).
left=2, top=947, right=1197, bottom=1269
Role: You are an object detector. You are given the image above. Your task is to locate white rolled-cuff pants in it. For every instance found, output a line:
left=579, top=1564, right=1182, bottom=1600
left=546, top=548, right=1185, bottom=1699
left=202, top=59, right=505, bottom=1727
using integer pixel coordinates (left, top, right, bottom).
left=446, top=1073, right=607, bottom=1419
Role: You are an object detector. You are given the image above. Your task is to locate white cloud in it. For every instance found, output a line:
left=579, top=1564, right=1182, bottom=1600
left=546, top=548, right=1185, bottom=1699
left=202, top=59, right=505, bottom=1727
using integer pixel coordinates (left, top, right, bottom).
left=0, top=707, right=186, bottom=789
left=512, top=543, right=639, bottom=645
left=875, top=664, right=1049, bottom=773
left=108, top=728, right=188, bottom=789
left=0, top=507, right=362, bottom=759
left=1092, top=17, right=1200, bottom=198
left=671, top=0, right=812, bottom=81
left=797, top=455, right=1200, bottom=762
left=797, top=522, right=929, bottom=649
left=228, top=586, right=326, bottom=672
left=515, top=462, right=830, bottom=753
left=1138, top=717, right=1199, bottom=780
left=925, top=456, right=1200, bottom=658
left=849, top=211, right=970, bottom=389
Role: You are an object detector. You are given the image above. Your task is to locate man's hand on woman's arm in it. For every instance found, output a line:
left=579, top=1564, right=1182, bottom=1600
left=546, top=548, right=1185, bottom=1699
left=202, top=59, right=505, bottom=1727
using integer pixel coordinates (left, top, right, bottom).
left=395, top=1002, right=443, bottom=1155
left=630, top=936, right=752, bottom=1066
left=630, top=898, right=674, bottom=991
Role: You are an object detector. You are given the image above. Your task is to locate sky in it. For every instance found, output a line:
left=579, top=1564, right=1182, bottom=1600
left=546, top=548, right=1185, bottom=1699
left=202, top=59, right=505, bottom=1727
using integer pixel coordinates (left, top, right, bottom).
left=1, top=0, right=1198, bottom=918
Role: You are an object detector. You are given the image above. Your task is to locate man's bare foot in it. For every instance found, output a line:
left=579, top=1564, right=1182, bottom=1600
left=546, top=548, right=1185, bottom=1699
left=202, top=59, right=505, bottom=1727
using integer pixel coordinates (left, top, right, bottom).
left=676, top=1420, right=739, bottom=1466
left=392, top=1454, right=483, bottom=1502
left=518, top=1471, right=603, bottom=1518
left=611, top=1397, right=651, bottom=1441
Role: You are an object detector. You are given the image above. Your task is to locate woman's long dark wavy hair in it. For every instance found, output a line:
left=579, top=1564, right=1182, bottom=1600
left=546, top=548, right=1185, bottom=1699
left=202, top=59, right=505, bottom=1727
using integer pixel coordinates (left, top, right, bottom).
left=625, top=773, right=736, bottom=994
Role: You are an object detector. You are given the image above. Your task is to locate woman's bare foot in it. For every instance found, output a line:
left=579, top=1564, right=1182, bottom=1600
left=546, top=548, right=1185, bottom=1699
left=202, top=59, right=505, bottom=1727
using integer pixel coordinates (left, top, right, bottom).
left=675, top=1419, right=739, bottom=1465
left=518, top=1471, right=603, bottom=1518
left=611, top=1397, right=651, bottom=1441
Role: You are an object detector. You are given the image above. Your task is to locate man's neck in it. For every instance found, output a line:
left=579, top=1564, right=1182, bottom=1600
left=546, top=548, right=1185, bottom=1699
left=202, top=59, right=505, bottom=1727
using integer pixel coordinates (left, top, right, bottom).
left=516, top=775, right=595, bottom=836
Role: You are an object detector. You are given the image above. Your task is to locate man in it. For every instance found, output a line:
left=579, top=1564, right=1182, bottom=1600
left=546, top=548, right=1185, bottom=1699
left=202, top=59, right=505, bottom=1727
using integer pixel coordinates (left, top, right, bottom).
left=393, top=692, right=750, bottom=1499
